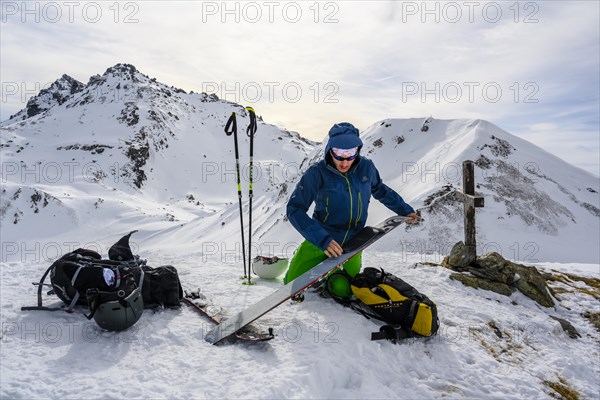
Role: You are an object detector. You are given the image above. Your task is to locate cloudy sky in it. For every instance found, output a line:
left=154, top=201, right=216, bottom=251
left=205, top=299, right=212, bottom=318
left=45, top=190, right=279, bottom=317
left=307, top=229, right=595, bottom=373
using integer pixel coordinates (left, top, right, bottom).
left=1, top=1, right=599, bottom=176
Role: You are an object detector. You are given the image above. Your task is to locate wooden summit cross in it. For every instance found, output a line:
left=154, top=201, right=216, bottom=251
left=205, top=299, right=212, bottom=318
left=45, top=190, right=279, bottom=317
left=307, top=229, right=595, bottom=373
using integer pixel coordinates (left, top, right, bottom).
left=454, top=160, right=484, bottom=260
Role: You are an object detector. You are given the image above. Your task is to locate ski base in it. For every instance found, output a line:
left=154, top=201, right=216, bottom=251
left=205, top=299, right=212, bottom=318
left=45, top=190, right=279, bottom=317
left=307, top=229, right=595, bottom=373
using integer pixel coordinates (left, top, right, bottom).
left=205, top=215, right=409, bottom=345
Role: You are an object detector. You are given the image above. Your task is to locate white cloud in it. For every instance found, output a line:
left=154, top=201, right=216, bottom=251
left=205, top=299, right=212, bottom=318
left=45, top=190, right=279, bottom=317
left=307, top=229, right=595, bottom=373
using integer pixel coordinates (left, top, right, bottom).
left=1, top=0, right=598, bottom=175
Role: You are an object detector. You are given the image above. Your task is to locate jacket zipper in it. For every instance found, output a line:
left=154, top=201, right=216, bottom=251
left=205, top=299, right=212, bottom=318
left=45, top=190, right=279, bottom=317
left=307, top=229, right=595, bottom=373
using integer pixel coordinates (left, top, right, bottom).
left=323, top=196, right=329, bottom=223
left=355, top=192, right=362, bottom=227
left=327, top=165, right=354, bottom=247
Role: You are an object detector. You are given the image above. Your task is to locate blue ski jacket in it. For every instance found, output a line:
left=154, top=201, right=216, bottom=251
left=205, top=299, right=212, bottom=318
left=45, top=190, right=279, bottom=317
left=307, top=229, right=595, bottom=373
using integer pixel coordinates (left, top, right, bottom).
left=287, top=151, right=415, bottom=251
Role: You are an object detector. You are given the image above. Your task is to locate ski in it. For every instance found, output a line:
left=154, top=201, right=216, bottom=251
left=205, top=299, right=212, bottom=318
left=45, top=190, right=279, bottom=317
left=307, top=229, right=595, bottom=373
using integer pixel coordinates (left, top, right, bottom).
left=183, top=291, right=274, bottom=343
left=205, top=215, right=410, bottom=345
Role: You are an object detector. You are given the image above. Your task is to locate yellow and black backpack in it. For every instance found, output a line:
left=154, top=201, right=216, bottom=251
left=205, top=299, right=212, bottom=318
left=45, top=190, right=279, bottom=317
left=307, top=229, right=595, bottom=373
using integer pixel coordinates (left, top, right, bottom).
left=327, top=267, right=439, bottom=342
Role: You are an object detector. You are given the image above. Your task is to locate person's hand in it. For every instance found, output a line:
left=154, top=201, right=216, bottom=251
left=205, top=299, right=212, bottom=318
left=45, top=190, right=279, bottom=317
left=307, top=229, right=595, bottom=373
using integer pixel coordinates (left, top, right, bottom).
left=324, top=240, right=343, bottom=258
left=405, top=212, right=422, bottom=224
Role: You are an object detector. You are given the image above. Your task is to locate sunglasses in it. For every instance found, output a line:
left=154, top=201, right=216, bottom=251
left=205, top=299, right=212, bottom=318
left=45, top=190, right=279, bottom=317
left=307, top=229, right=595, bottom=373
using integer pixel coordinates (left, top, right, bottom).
left=330, top=149, right=358, bottom=162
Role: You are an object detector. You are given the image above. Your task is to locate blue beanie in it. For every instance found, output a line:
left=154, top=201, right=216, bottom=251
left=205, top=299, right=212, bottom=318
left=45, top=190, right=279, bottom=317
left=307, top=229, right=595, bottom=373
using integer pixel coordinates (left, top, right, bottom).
left=326, top=122, right=363, bottom=151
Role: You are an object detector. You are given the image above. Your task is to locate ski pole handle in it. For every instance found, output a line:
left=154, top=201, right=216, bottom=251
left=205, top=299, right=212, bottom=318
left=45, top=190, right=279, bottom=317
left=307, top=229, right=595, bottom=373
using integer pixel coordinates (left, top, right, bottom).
left=246, top=107, right=257, bottom=137
left=225, top=112, right=237, bottom=136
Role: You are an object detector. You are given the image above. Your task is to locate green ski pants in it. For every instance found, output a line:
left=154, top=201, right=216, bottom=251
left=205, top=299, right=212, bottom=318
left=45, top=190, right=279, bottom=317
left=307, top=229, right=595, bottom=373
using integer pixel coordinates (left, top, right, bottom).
left=283, top=240, right=361, bottom=298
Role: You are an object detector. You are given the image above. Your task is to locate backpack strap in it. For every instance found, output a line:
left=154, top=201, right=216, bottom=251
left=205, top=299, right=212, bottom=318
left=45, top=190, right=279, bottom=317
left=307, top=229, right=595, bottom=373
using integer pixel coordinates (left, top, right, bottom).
left=371, top=325, right=413, bottom=343
left=64, top=263, right=87, bottom=312
left=21, top=256, right=88, bottom=312
left=21, top=263, right=64, bottom=311
left=84, top=288, right=101, bottom=320
left=21, top=256, right=146, bottom=313
left=325, top=271, right=393, bottom=322
left=114, top=265, right=121, bottom=289
left=348, top=267, right=420, bottom=342
left=406, top=299, right=419, bottom=327
left=137, top=265, right=145, bottom=292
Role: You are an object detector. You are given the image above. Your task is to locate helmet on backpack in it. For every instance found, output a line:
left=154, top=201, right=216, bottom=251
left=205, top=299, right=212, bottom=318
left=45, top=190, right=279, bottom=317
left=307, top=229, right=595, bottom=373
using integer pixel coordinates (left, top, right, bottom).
left=86, top=276, right=144, bottom=331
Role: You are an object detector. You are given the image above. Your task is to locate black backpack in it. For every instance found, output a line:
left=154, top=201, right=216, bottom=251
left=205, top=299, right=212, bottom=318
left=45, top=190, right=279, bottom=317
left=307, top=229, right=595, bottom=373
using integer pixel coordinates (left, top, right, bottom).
left=327, top=267, right=439, bottom=342
left=49, top=249, right=145, bottom=312
left=22, top=231, right=183, bottom=314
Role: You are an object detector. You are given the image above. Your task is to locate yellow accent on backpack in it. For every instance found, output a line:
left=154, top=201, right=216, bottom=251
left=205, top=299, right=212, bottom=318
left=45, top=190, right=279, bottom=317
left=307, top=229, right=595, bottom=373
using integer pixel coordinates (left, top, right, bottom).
left=350, top=267, right=439, bottom=338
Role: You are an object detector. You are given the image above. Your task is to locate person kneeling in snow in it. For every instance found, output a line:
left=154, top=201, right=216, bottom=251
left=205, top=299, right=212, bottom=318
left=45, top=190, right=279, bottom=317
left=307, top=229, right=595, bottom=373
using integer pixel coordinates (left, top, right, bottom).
left=285, top=122, right=420, bottom=298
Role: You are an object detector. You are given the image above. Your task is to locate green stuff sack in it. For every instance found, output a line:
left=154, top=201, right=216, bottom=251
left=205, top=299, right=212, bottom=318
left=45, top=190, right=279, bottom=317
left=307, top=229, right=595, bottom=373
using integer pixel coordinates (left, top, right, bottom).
left=351, top=267, right=439, bottom=338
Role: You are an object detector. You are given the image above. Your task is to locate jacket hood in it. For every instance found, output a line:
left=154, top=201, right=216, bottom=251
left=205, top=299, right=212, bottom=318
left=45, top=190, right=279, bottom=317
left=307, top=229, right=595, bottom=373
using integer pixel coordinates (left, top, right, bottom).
left=324, top=122, right=363, bottom=155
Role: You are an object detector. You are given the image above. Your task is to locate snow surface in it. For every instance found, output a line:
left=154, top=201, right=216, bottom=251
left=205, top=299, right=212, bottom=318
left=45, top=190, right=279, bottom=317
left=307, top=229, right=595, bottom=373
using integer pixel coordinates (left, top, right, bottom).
left=2, top=251, right=599, bottom=399
left=1, top=64, right=599, bottom=399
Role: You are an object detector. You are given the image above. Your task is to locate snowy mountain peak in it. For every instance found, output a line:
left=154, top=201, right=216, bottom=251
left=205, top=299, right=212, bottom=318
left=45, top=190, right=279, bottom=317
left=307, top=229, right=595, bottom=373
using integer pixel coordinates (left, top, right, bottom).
left=343, top=117, right=599, bottom=262
left=1, top=64, right=314, bottom=242
left=86, top=63, right=166, bottom=89
left=5, top=74, right=85, bottom=123
left=102, top=63, right=140, bottom=80
left=56, top=73, right=85, bottom=93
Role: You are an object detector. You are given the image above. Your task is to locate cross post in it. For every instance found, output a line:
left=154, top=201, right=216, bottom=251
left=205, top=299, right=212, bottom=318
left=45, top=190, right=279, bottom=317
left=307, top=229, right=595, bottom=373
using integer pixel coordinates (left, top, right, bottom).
left=453, top=160, right=484, bottom=260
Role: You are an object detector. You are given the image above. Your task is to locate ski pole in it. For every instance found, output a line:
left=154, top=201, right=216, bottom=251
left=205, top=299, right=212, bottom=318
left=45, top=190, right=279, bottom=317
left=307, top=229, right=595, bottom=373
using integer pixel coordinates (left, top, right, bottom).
left=244, top=107, right=258, bottom=286
left=224, top=112, right=248, bottom=281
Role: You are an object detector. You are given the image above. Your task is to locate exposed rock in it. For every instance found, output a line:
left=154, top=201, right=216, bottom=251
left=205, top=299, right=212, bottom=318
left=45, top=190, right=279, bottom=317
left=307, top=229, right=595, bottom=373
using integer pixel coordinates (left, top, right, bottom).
left=118, top=103, right=140, bottom=126
left=469, top=252, right=517, bottom=285
left=125, top=141, right=149, bottom=188
left=57, top=144, right=113, bottom=154
left=449, top=273, right=514, bottom=297
left=550, top=316, right=581, bottom=339
left=545, top=271, right=600, bottom=307
left=478, top=160, right=576, bottom=234
left=475, top=154, right=492, bottom=169
left=444, top=243, right=555, bottom=308
left=487, top=320, right=503, bottom=338
left=582, top=311, right=600, bottom=333
left=581, top=202, right=600, bottom=217
left=513, top=264, right=555, bottom=307
left=7, top=74, right=85, bottom=121
left=478, top=135, right=516, bottom=158
left=443, top=241, right=477, bottom=269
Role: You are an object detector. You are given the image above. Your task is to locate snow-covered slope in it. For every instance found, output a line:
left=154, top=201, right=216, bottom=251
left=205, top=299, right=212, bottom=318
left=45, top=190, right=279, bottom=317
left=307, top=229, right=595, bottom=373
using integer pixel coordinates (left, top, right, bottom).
left=2, top=65, right=598, bottom=265
left=357, top=118, right=600, bottom=264
left=1, top=63, right=313, bottom=247
left=2, top=64, right=598, bottom=266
